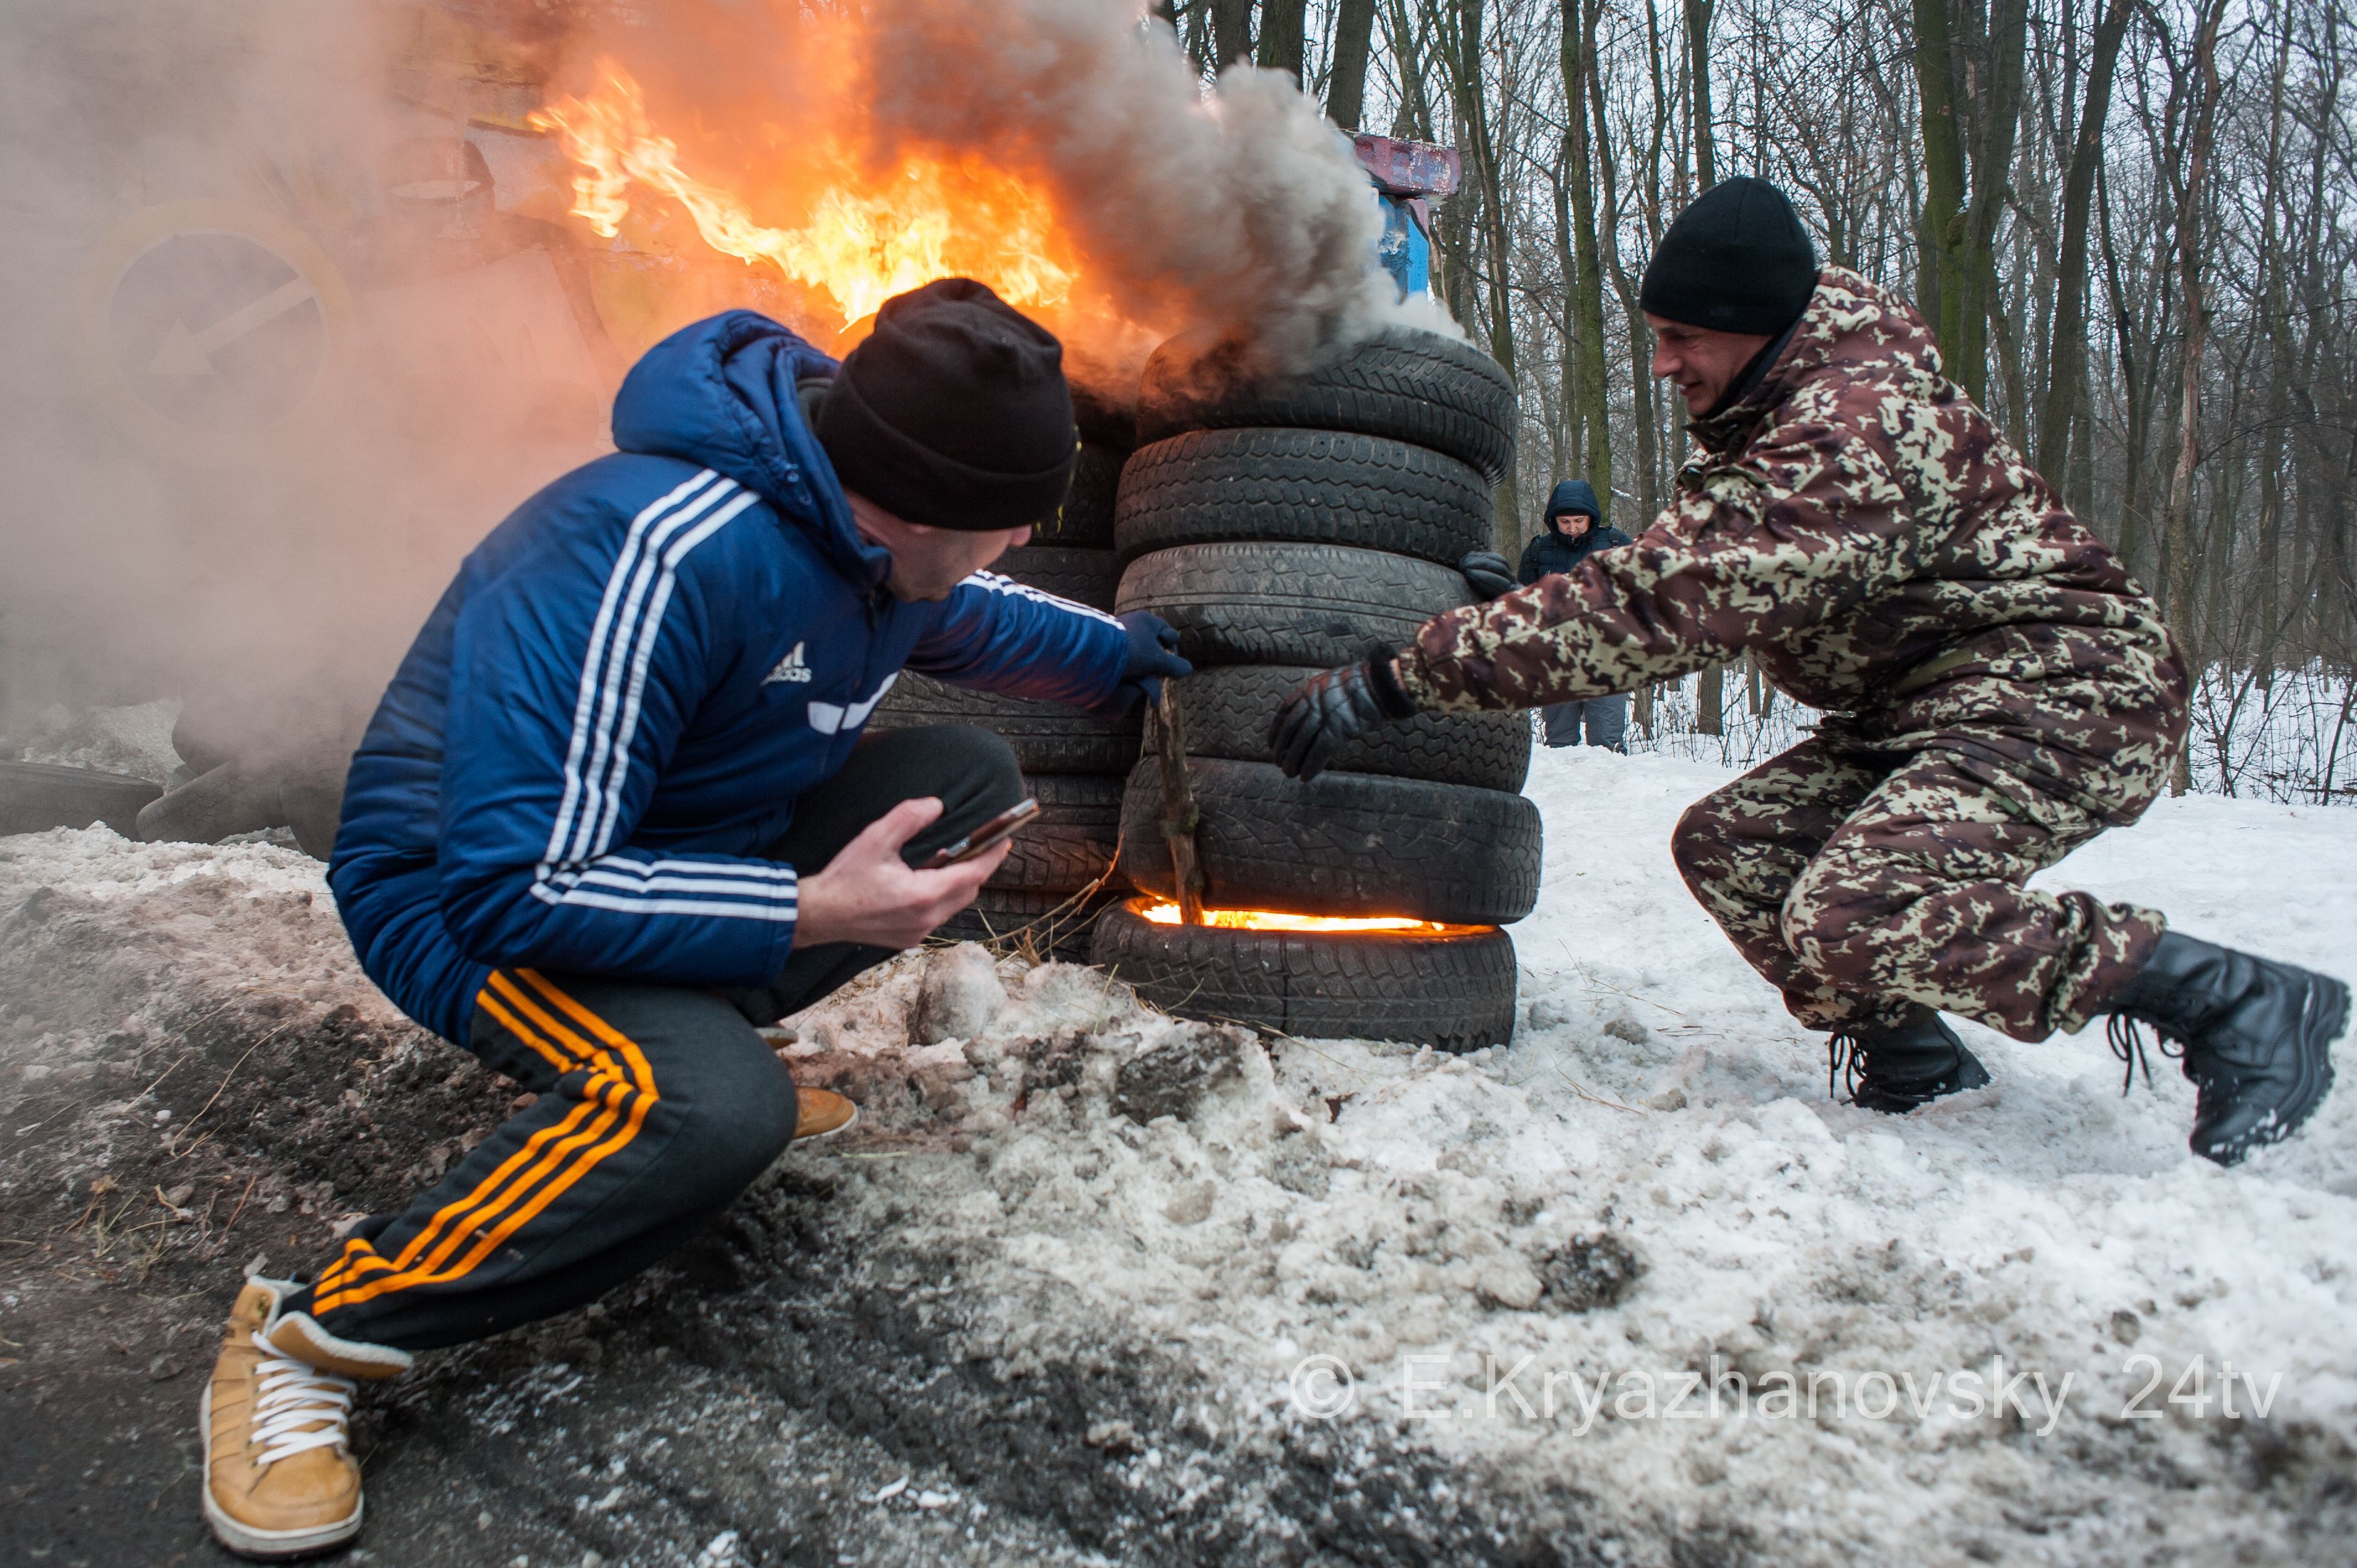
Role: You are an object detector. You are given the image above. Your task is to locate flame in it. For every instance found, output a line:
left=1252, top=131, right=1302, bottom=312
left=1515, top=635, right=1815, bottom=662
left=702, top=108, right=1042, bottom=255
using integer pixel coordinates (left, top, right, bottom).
left=1135, top=900, right=1461, bottom=935
left=530, top=64, right=1080, bottom=326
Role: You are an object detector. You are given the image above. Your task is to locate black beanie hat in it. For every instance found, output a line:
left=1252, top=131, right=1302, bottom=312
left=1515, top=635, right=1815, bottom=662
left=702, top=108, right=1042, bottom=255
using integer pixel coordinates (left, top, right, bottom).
left=818, top=278, right=1077, bottom=531
left=1638, top=176, right=1817, bottom=336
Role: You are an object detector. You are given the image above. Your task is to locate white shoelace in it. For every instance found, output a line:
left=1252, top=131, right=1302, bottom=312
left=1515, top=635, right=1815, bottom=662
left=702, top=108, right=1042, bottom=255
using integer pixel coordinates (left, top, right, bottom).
left=245, top=1331, right=358, bottom=1466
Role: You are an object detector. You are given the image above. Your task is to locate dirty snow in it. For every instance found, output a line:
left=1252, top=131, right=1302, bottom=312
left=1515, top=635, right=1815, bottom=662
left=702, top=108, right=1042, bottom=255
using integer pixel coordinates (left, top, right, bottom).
left=766, top=744, right=2357, bottom=1562
left=4, top=742, right=2354, bottom=1562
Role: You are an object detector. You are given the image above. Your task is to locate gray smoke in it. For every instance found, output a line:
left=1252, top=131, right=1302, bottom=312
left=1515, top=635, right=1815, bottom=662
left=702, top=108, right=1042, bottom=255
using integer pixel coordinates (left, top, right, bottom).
left=851, top=0, right=1412, bottom=371
left=0, top=1, right=614, bottom=739
left=575, top=0, right=1441, bottom=378
left=0, top=0, right=1440, bottom=750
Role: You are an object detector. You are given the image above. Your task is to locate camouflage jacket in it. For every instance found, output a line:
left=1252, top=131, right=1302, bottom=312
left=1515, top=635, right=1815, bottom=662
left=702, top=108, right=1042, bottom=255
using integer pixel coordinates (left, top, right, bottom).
left=1395, top=268, right=2187, bottom=821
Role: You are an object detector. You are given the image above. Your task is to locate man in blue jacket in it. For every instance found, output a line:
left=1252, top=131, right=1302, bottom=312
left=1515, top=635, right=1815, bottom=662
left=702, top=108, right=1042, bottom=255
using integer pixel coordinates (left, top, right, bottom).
left=1516, top=479, right=1633, bottom=749
left=196, top=279, right=1186, bottom=1560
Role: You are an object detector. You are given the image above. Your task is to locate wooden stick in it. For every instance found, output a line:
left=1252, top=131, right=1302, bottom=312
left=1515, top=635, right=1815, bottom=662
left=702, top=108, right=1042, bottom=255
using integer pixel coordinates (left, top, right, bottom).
left=1153, top=683, right=1206, bottom=926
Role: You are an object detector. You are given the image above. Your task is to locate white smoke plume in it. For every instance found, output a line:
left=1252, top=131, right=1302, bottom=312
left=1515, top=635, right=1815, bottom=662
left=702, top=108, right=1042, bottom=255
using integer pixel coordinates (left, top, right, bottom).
left=555, top=0, right=1434, bottom=376
left=848, top=0, right=1410, bottom=370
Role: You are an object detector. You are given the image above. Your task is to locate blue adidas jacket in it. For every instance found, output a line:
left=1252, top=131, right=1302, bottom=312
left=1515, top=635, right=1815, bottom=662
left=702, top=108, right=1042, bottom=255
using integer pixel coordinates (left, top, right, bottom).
left=328, top=310, right=1129, bottom=1043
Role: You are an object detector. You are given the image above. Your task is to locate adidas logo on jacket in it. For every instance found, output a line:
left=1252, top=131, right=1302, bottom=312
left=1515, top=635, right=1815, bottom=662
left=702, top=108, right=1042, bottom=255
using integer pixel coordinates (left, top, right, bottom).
left=762, top=642, right=815, bottom=684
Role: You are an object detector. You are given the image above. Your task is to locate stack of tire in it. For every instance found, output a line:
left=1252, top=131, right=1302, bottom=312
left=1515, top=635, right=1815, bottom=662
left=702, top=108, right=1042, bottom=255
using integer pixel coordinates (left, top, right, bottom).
left=1092, top=328, right=1541, bottom=1053
left=869, top=394, right=1137, bottom=957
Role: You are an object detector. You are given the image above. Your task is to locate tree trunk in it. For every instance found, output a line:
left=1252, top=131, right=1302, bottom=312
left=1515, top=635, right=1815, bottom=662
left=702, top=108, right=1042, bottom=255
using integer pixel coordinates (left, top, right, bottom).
left=2159, top=0, right=2229, bottom=796
left=1326, top=0, right=1377, bottom=128
left=2097, top=162, right=2149, bottom=569
left=1697, top=666, right=1724, bottom=736
left=1256, top=0, right=1308, bottom=84
left=1912, top=0, right=1966, bottom=367
left=1379, top=0, right=1437, bottom=141
left=1211, top=0, right=1254, bottom=68
left=1562, top=0, right=1612, bottom=499
left=1910, top=0, right=2026, bottom=403
left=2252, top=10, right=2298, bottom=685
left=1683, top=0, right=1717, bottom=188
left=2034, top=0, right=2133, bottom=483
left=1437, top=0, right=1521, bottom=550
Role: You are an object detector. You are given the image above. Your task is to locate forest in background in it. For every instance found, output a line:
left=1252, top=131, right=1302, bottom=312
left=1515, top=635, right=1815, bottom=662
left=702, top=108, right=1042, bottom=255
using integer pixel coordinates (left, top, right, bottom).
left=1152, top=0, right=2357, bottom=801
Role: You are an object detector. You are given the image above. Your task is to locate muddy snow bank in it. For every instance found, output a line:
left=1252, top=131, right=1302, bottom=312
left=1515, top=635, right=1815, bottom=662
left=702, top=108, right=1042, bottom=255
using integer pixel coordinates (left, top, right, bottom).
left=771, top=928, right=2357, bottom=1564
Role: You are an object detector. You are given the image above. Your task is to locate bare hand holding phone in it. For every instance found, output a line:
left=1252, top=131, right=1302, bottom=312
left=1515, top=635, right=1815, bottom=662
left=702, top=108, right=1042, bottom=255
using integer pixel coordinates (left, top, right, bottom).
left=922, top=797, right=1039, bottom=869
left=793, top=796, right=1015, bottom=950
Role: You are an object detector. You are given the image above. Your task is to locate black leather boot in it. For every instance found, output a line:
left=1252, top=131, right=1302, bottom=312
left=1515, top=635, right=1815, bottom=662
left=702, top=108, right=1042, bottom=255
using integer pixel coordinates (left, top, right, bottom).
left=2104, top=930, right=2345, bottom=1165
left=1827, top=1009, right=1992, bottom=1113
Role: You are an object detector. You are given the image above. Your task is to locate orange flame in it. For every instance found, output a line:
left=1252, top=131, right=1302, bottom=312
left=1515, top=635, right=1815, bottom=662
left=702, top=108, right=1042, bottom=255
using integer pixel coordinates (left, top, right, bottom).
left=1135, top=900, right=1461, bottom=935
left=530, top=64, right=1080, bottom=326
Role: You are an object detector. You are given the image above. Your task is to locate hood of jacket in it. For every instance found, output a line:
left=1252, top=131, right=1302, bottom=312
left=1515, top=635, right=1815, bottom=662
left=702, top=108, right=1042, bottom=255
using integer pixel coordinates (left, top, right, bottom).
left=1544, top=478, right=1603, bottom=533
left=1686, top=268, right=1944, bottom=458
left=610, top=309, right=889, bottom=590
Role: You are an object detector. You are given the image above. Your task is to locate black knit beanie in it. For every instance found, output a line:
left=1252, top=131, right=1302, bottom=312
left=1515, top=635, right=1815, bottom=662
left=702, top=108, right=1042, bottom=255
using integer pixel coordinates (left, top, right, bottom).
left=1639, top=176, right=1817, bottom=336
left=818, top=278, right=1077, bottom=531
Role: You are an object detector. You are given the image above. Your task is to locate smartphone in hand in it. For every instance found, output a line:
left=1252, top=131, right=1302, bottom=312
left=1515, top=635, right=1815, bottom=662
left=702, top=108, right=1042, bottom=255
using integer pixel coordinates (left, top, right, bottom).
left=920, top=798, right=1039, bottom=869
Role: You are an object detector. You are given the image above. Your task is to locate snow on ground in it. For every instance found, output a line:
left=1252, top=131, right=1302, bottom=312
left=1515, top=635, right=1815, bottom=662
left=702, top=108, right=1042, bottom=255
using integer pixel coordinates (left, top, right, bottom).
left=756, top=744, right=2357, bottom=1562
left=5, top=746, right=2354, bottom=1564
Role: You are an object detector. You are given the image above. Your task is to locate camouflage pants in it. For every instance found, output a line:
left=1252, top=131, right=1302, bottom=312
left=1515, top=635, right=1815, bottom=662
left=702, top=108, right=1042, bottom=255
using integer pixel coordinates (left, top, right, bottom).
left=1668, top=739, right=2167, bottom=1042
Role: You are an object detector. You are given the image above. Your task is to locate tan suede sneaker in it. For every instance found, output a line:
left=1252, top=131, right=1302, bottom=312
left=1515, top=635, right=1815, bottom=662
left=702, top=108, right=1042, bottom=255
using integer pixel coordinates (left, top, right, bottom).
left=795, top=1086, right=858, bottom=1141
left=201, top=1278, right=408, bottom=1559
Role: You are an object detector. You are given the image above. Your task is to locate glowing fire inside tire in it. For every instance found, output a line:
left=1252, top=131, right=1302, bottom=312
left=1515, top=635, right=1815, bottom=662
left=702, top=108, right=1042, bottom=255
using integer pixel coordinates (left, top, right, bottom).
left=1091, top=896, right=1515, bottom=1053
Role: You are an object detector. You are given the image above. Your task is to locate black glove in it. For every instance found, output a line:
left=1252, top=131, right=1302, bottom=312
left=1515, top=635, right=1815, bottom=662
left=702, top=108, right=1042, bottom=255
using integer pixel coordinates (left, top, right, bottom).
left=1458, top=549, right=1518, bottom=600
left=1268, top=645, right=1420, bottom=781
left=1087, top=611, right=1193, bottom=717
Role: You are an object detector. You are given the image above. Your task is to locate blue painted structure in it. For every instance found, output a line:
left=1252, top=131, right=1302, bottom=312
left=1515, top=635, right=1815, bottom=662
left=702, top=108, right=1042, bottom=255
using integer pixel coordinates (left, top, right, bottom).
left=1352, top=133, right=1459, bottom=300
left=1376, top=195, right=1430, bottom=296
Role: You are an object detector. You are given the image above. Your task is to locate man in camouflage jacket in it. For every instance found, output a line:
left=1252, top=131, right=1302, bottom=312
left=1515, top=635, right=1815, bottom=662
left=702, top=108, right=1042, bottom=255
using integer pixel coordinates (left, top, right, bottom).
left=1272, top=177, right=2343, bottom=1165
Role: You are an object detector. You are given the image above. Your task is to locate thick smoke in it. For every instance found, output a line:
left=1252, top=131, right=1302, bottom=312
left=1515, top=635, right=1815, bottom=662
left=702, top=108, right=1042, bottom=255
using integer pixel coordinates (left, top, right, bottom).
left=0, top=0, right=1433, bottom=769
left=0, top=2, right=617, bottom=749
left=564, top=0, right=1433, bottom=378
left=849, top=0, right=1412, bottom=371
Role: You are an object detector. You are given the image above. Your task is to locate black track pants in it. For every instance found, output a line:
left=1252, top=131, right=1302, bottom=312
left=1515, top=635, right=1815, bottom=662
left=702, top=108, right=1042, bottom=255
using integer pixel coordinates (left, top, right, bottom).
left=284, top=725, right=1023, bottom=1351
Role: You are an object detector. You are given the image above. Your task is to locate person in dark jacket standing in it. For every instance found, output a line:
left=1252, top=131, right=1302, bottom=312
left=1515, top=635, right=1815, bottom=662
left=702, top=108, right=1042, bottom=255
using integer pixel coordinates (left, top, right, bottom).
left=1272, top=177, right=2342, bottom=1170
left=194, top=279, right=1188, bottom=1561
left=1518, top=479, right=1633, bottom=749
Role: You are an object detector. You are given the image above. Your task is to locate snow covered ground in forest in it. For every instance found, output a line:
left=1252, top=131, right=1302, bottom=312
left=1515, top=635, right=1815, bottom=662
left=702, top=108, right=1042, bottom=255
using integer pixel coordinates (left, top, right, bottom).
left=769, top=742, right=2357, bottom=1562
left=4, top=740, right=2354, bottom=1564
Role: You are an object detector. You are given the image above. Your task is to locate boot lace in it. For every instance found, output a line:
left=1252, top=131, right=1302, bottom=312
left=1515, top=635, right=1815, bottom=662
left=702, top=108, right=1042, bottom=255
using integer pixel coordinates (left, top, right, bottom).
left=2106, top=1016, right=2186, bottom=1097
left=1826, top=1032, right=1861, bottom=1102
left=247, top=1332, right=357, bottom=1466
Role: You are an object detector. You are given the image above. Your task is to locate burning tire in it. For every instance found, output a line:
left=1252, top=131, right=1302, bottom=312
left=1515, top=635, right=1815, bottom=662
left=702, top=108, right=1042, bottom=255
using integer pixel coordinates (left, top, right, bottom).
left=1072, top=381, right=1139, bottom=452
left=1174, top=664, right=1531, bottom=793
left=1135, top=326, right=1517, bottom=485
left=1113, top=427, right=1491, bottom=567
left=1115, top=541, right=1473, bottom=669
left=0, top=762, right=161, bottom=838
left=1033, top=442, right=1124, bottom=548
left=939, top=886, right=1121, bottom=959
left=994, top=544, right=1119, bottom=610
left=989, top=772, right=1125, bottom=894
left=1091, top=897, right=1516, bottom=1052
left=871, top=674, right=1142, bottom=775
left=1118, top=757, right=1541, bottom=925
